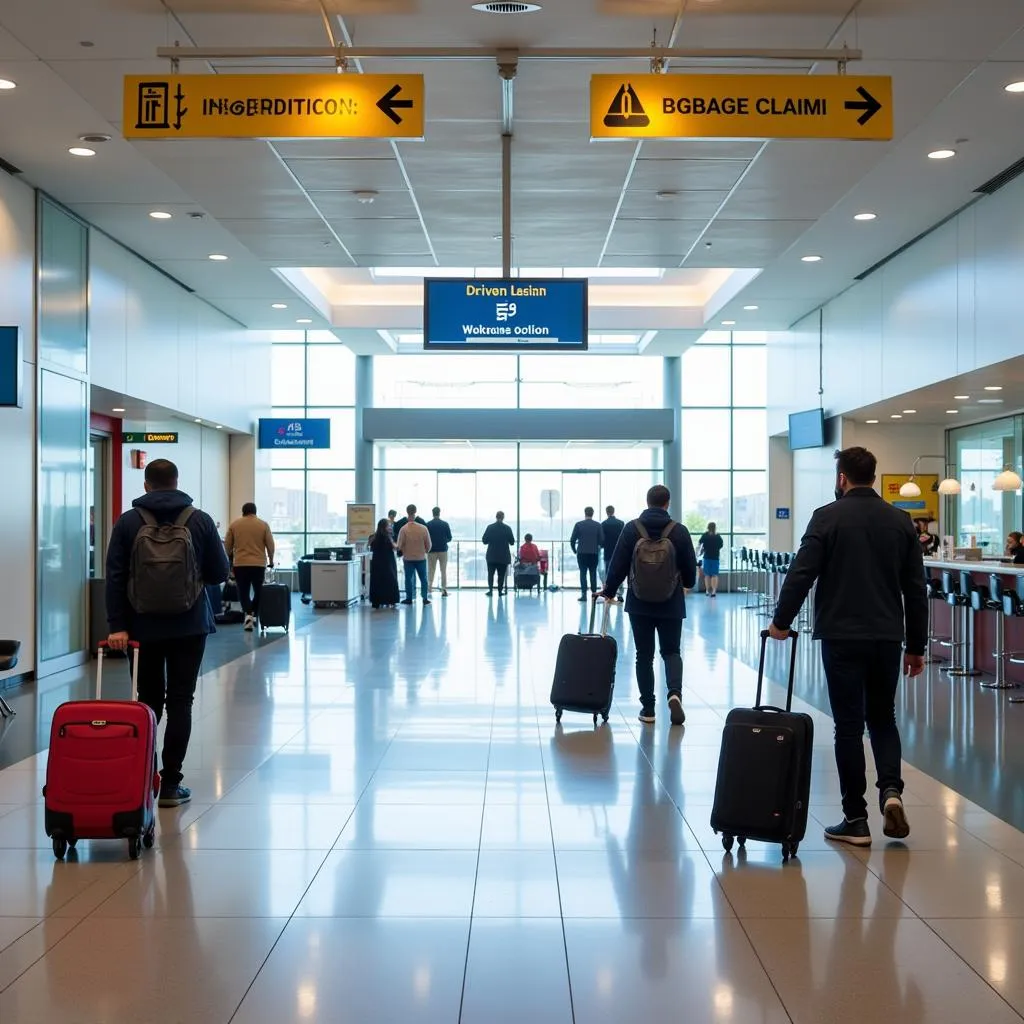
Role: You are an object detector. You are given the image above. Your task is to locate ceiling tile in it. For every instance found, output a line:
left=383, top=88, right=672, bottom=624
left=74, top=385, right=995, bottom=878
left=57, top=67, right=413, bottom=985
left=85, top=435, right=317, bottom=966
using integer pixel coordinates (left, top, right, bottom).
left=606, top=219, right=704, bottom=256
left=329, top=219, right=429, bottom=252
left=309, top=190, right=419, bottom=219
left=284, top=157, right=408, bottom=191
left=628, top=159, right=752, bottom=191
left=619, top=190, right=729, bottom=220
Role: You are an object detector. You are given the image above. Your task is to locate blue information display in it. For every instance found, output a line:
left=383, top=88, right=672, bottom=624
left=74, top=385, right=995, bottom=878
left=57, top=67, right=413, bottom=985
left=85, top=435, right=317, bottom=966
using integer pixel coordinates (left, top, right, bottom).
left=0, top=327, right=22, bottom=408
left=258, top=418, right=331, bottom=450
left=424, top=278, right=588, bottom=351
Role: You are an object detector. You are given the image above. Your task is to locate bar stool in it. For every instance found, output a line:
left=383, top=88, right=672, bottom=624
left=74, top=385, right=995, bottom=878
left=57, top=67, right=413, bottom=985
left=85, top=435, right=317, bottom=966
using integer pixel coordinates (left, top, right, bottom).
left=982, top=574, right=1018, bottom=690
left=939, top=570, right=970, bottom=676
left=958, top=570, right=983, bottom=677
left=924, top=573, right=950, bottom=664
left=1002, top=583, right=1024, bottom=703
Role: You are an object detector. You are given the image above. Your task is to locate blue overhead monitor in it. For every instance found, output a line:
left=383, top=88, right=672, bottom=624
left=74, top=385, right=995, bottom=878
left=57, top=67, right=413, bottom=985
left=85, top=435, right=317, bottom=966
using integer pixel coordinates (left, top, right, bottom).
left=423, top=278, right=588, bottom=351
left=257, top=418, right=331, bottom=449
left=0, top=327, right=22, bottom=408
left=788, top=408, right=826, bottom=450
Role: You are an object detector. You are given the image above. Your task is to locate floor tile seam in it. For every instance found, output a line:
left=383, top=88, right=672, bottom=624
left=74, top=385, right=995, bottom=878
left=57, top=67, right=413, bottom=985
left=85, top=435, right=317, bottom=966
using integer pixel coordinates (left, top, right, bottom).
left=0, top=915, right=95, bottom=995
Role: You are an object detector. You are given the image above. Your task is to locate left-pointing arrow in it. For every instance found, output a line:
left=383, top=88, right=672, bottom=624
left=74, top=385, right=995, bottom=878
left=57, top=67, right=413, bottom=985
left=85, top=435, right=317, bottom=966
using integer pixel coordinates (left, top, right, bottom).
left=844, top=85, right=882, bottom=126
left=377, top=84, right=414, bottom=125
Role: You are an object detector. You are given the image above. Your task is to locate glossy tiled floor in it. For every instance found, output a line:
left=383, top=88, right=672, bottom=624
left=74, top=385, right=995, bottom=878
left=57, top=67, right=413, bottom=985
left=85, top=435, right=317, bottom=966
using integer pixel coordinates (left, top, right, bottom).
left=1, top=594, right=1024, bottom=1022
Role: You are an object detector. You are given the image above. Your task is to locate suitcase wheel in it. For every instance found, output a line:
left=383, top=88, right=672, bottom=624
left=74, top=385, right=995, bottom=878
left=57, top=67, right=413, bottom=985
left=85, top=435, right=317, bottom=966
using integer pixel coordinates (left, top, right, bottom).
left=738, top=836, right=746, bottom=848
left=554, top=708, right=563, bottom=722
left=782, top=841, right=798, bottom=861
left=601, top=711, right=610, bottom=723
left=68, top=838, right=78, bottom=850
left=143, top=829, right=155, bottom=850
left=52, top=837, right=68, bottom=860
left=128, top=836, right=141, bottom=861
left=721, top=835, right=734, bottom=853
left=593, top=713, right=598, bottom=725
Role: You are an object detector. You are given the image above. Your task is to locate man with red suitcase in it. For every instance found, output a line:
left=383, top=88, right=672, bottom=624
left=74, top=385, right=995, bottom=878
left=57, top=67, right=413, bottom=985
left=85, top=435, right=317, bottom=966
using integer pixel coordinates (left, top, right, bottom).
left=106, top=459, right=230, bottom=807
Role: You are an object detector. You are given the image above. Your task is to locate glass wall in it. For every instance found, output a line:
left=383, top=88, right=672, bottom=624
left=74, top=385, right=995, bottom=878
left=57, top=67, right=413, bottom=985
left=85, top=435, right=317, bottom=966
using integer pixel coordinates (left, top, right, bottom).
left=948, top=415, right=1024, bottom=553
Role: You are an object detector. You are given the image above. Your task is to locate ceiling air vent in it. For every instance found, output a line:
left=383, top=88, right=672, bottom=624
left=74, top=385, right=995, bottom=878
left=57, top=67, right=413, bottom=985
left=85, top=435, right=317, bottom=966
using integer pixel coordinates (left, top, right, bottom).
left=975, top=155, right=1024, bottom=196
left=471, top=2, right=542, bottom=13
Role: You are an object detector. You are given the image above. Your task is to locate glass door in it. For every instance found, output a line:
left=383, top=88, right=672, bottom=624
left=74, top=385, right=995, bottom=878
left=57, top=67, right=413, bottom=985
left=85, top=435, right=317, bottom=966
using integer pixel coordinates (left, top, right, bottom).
left=438, top=470, right=476, bottom=588
left=556, top=470, right=601, bottom=587
left=88, top=434, right=109, bottom=578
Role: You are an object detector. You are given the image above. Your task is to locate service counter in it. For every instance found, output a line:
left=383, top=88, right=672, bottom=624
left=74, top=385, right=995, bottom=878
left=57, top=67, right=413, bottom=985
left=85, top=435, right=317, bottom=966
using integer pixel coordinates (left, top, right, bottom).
left=924, top=559, right=1024, bottom=682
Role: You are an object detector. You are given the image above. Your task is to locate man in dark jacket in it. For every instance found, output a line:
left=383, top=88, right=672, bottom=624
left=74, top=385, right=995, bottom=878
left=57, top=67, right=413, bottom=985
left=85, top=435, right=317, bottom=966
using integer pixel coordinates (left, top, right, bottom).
left=427, top=507, right=453, bottom=597
left=770, top=446, right=927, bottom=847
left=600, top=505, right=625, bottom=585
left=106, top=459, right=230, bottom=808
left=482, top=511, right=515, bottom=596
left=570, top=507, right=604, bottom=602
left=600, top=485, right=697, bottom=726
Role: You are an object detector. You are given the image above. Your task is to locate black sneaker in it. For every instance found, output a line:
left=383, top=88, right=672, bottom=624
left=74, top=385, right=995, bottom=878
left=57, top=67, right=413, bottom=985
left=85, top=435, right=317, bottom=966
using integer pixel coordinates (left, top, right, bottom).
left=158, top=784, right=192, bottom=809
left=638, top=707, right=656, bottom=724
left=668, top=693, right=686, bottom=726
left=882, top=790, right=910, bottom=839
left=824, top=817, right=871, bottom=847
left=578, top=596, right=587, bottom=603
left=423, top=598, right=431, bottom=606
left=401, top=599, right=413, bottom=605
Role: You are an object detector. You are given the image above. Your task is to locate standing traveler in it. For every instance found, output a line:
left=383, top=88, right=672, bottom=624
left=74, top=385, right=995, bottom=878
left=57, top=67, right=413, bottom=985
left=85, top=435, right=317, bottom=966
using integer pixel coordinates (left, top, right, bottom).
left=105, top=459, right=230, bottom=808
left=369, top=518, right=401, bottom=609
left=697, top=522, right=725, bottom=597
left=224, top=502, right=275, bottom=631
left=427, top=506, right=453, bottom=597
left=600, top=484, right=697, bottom=726
left=482, top=511, right=516, bottom=596
left=397, top=505, right=432, bottom=605
left=387, top=509, right=399, bottom=544
left=570, top=507, right=604, bottom=602
left=769, top=446, right=927, bottom=846
left=600, top=505, right=625, bottom=582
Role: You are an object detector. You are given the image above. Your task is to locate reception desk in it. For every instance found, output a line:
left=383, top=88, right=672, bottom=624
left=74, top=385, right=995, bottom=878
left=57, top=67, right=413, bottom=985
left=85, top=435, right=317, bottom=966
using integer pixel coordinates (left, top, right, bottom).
left=924, top=558, right=1024, bottom=683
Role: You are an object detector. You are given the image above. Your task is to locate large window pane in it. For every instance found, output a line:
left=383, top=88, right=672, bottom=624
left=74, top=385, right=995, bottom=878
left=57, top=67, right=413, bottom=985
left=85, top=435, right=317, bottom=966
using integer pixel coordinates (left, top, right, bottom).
left=681, top=410, right=730, bottom=469
left=272, top=347, right=305, bottom=406
left=518, top=355, right=663, bottom=409
left=270, top=470, right=306, bottom=533
left=681, top=346, right=730, bottom=407
left=307, top=344, right=356, bottom=406
left=306, top=409, right=356, bottom=469
left=273, top=533, right=304, bottom=566
left=39, top=200, right=88, bottom=375
left=307, top=471, right=356, bottom=533
left=373, top=354, right=517, bottom=408
left=733, top=471, right=768, bottom=533
left=732, top=410, right=767, bottom=470
left=679, top=472, right=731, bottom=533
left=732, top=346, right=767, bottom=406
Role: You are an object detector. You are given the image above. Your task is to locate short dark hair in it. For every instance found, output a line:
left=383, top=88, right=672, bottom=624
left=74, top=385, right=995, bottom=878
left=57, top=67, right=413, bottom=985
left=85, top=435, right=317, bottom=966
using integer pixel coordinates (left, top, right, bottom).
left=1010, top=531, right=1023, bottom=545
left=524, top=533, right=533, bottom=542
left=606, top=505, right=615, bottom=515
left=496, top=510, right=505, bottom=520
left=707, top=521, right=717, bottom=533
left=388, top=509, right=397, bottom=518
left=432, top=507, right=441, bottom=517
left=242, top=502, right=257, bottom=516
left=835, top=446, right=877, bottom=487
left=406, top=504, right=417, bottom=515
left=144, top=458, right=178, bottom=490
left=584, top=506, right=594, bottom=517
left=647, top=484, right=670, bottom=509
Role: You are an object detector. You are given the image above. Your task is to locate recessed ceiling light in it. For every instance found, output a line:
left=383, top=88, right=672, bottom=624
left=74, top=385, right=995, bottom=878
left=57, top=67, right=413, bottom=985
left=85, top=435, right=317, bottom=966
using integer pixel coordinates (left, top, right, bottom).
left=928, top=149, right=956, bottom=160
left=271, top=303, right=288, bottom=309
left=215, top=425, right=223, bottom=429
left=984, top=385, right=1003, bottom=391
left=954, top=394, right=970, bottom=400
left=208, top=253, right=228, bottom=261
left=890, top=414, right=902, bottom=419
left=721, top=320, right=736, bottom=326
left=946, top=409, right=959, bottom=414
left=68, top=146, right=95, bottom=157
left=194, top=418, right=202, bottom=423
left=0, top=79, right=16, bottom=91
left=865, top=419, right=879, bottom=424
left=111, top=407, right=125, bottom=413
left=854, top=212, right=877, bottom=221
left=978, top=398, right=1004, bottom=404
left=1005, top=81, right=1024, bottom=93
left=296, top=318, right=313, bottom=324
left=801, top=255, right=822, bottom=262
left=902, top=409, right=917, bottom=414
left=149, top=211, right=172, bottom=220
left=743, top=305, right=759, bottom=311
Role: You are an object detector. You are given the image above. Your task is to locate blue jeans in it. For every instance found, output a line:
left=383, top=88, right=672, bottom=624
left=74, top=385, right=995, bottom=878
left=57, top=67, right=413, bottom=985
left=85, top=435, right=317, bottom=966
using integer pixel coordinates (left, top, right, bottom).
left=403, top=559, right=429, bottom=601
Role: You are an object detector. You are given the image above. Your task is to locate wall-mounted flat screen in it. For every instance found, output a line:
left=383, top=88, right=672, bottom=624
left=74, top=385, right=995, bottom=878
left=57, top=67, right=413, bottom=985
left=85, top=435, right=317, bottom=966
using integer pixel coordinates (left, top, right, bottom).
left=258, top=418, right=330, bottom=449
left=788, top=408, right=826, bottom=450
left=0, top=327, right=22, bottom=408
left=423, top=278, right=588, bottom=351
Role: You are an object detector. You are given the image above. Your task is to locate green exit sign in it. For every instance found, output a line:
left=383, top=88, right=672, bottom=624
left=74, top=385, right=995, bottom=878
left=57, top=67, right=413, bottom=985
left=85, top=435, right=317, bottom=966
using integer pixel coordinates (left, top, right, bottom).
left=122, top=432, right=179, bottom=443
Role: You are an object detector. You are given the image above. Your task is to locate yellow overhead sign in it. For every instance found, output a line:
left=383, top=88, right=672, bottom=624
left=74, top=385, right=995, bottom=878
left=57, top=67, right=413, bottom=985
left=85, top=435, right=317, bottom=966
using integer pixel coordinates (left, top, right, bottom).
left=590, top=74, right=893, bottom=141
left=123, top=74, right=424, bottom=140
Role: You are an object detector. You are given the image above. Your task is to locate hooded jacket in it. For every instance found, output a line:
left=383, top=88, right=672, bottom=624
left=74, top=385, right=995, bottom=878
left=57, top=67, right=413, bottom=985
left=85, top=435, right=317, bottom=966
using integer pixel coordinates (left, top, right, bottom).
left=105, top=489, right=230, bottom=642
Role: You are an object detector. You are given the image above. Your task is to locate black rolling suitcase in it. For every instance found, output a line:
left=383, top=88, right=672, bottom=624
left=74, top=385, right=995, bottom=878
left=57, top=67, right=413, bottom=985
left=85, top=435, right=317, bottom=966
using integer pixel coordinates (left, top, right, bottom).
left=711, top=629, right=812, bottom=862
left=258, top=570, right=291, bottom=633
left=550, top=600, right=616, bottom=725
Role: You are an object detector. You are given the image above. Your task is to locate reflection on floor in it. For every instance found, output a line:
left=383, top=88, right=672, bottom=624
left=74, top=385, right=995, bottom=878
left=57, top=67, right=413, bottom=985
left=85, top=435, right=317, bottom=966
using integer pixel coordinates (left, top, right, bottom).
left=0, top=593, right=1023, bottom=1022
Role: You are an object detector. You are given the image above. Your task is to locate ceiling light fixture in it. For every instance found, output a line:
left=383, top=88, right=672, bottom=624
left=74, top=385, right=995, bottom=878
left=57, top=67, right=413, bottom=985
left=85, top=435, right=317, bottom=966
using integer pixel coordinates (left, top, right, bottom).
left=353, top=190, right=378, bottom=204
left=984, top=385, right=1003, bottom=391
left=854, top=212, right=877, bottom=221
left=471, top=1, right=542, bottom=12
left=928, top=149, right=956, bottom=160
left=0, top=79, right=16, bottom=90
left=112, top=407, right=125, bottom=413
left=801, top=255, right=822, bottom=262
left=899, top=479, right=922, bottom=498
left=215, top=425, right=223, bottom=430
left=194, top=418, right=202, bottom=423
left=1005, top=81, right=1024, bottom=93
left=271, top=303, right=288, bottom=309
left=68, top=146, right=95, bottom=157
left=149, top=211, right=172, bottom=220
left=296, top=318, right=313, bottom=324
left=208, top=253, right=228, bottom=261
left=743, top=305, right=759, bottom=311
left=721, top=320, right=736, bottom=326
left=890, top=414, right=902, bottom=419
left=865, top=419, right=879, bottom=424
left=903, top=409, right=917, bottom=414
left=79, top=133, right=111, bottom=144
left=993, top=466, right=1023, bottom=492
left=978, top=398, right=1004, bottom=404
left=905, top=455, right=961, bottom=497
left=946, top=409, right=959, bottom=414
left=954, top=394, right=970, bottom=400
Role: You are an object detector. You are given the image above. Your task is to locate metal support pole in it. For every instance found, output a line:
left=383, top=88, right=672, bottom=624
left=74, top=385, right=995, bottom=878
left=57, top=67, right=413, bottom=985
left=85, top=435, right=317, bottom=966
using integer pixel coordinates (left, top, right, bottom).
left=501, top=133, right=512, bottom=277
left=354, top=355, right=373, bottom=503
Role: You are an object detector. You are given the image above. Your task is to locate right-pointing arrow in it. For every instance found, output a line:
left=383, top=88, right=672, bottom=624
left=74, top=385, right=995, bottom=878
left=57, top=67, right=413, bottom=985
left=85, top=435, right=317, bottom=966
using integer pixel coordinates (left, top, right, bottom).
left=844, top=85, right=882, bottom=126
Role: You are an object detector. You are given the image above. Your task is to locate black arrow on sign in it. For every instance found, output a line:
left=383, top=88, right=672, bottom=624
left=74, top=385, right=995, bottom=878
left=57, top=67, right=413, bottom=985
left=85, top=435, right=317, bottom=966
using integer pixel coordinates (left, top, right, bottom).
left=844, top=85, right=882, bottom=126
left=377, top=84, right=414, bottom=125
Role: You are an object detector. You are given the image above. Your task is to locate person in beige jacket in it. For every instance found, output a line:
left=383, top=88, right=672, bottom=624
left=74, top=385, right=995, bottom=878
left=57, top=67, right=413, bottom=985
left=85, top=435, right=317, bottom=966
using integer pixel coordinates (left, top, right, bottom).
left=225, top=503, right=276, bottom=631
left=397, top=504, right=432, bottom=605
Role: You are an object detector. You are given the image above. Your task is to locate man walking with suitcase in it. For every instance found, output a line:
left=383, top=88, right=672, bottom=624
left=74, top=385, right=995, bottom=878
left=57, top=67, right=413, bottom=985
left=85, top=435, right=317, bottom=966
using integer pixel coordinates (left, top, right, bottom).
left=769, top=446, right=927, bottom=846
left=600, top=485, right=698, bottom=726
left=106, top=459, right=230, bottom=807
left=225, top=502, right=275, bottom=631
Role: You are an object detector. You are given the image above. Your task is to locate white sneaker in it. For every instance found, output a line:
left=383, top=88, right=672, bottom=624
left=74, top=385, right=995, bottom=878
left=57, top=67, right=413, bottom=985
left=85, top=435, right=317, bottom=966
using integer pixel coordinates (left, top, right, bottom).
left=243, top=615, right=254, bottom=632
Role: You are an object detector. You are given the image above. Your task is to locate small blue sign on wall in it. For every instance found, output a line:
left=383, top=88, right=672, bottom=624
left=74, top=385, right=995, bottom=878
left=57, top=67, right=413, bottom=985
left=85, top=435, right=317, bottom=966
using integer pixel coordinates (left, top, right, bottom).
left=0, top=327, right=23, bottom=408
left=775, top=507, right=791, bottom=520
left=258, top=418, right=331, bottom=450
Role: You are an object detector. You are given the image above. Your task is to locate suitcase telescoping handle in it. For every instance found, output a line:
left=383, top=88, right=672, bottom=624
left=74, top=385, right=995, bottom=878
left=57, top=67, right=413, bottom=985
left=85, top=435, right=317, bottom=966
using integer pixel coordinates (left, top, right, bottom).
left=588, top=597, right=613, bottom=636
left=96, top=641, right=141, bottom=702
left=756, top=629, right=799, bottom=712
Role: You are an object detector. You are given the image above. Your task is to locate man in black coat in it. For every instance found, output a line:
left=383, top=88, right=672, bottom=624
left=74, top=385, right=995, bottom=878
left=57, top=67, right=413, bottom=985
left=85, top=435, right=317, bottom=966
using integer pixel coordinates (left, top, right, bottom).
left=482, top=511, right=515, bottom=596
left=770, top=446, right=927, bottom=847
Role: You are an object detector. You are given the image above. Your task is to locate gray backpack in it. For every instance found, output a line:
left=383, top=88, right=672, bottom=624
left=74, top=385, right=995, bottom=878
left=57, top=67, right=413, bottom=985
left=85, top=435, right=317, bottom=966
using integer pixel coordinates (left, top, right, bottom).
left=628, top=520, right=680, bottom=602
left=127, top=507, right=205, bottom=615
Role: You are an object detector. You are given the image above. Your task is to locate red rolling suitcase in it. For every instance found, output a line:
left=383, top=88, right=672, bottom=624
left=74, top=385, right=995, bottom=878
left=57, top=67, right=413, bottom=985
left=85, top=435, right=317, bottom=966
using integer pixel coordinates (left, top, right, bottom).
left=43, top=641, right=159, bottom=861
left=550, top=600, right=616, bottom=725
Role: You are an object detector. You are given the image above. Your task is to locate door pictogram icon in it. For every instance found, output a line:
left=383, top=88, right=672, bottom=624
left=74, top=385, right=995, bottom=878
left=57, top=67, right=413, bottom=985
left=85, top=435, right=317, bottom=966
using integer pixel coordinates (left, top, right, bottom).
left=603, top=83, right=649, bottom=128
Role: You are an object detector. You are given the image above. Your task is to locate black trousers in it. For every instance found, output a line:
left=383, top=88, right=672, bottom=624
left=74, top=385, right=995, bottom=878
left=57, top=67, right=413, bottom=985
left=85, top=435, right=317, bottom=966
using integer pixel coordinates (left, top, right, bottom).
left=234, top=566, right=265, bottom=616
left=629, top=614, right=683, bottom=709
left=820, top=639, right=904, bottom=821
left=487, top=561, right=508, bottom=593
left=577, top=553, right=599, bottom=595
left=137, top=634, right=207, bottom=788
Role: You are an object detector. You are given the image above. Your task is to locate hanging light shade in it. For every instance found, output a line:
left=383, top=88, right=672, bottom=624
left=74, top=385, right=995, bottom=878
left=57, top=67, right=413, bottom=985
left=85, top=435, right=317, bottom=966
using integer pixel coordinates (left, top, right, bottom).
left=938, top=476, right=962, bottom=495
left=993, top=466, right=1023, bottom=492
left=899, top=479, right=922, bottom=498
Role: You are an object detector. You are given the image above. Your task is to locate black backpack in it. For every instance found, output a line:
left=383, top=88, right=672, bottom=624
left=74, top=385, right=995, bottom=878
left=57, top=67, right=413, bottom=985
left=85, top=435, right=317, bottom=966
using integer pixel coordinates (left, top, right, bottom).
left=628, top=520, right=680, bottom=602
left=127, top=507, right=205, bottom=615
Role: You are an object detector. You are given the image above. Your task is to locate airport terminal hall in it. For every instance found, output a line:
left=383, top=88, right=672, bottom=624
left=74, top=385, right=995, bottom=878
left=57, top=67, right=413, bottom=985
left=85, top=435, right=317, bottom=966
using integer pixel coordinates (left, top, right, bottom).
left=8, top=0, right=1024, bottom=1022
